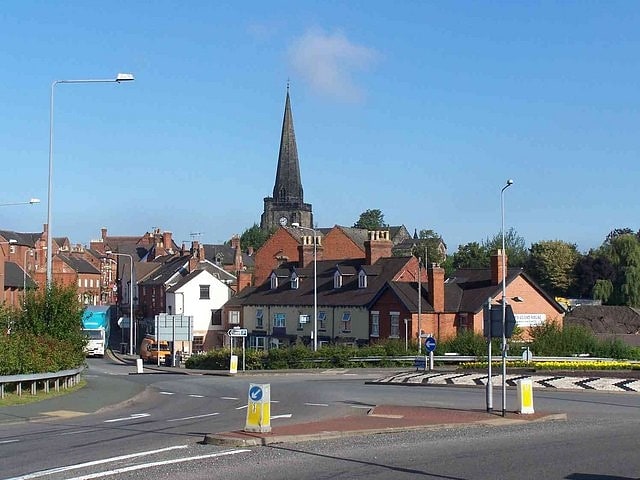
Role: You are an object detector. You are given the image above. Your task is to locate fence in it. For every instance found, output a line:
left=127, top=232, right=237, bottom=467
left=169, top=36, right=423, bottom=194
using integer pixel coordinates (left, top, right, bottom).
left=0, top=366, right=85, bottom=399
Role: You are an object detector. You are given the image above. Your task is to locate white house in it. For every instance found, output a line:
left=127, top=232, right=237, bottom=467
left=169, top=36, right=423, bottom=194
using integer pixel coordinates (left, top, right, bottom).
left=166, top=264, right=235, bottom=352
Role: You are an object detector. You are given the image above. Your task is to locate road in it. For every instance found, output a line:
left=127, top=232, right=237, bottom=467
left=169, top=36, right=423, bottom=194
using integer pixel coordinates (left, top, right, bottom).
left=0, top=357, right=638, bottom=479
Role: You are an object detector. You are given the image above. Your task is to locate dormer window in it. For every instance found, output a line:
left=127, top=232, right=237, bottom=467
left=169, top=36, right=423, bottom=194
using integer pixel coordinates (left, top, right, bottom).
left=333, top=270, right=342, bottom=289
left=270, top=272, right=278, bottom=290
left=358, top=270, right=367, bottom=289
left=291, top=272, right=299, bottom=289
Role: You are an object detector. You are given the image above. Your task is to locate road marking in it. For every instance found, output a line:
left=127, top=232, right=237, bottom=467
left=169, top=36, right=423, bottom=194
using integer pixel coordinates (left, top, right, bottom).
left=63, top=449, right=251, bottom=480
left=350, top=405, right=373, bottom=409
left=235, top=404, right=248, bottom=410
left=159, top=391, right=174, bottom=395
left=271, top=400, right=280, bottom=403
left=3, top=445, right=189, bottom=480
left=304, top=403, right=329, bottom=407
left=0, top=439, right=19, bottom=444
left=271, top=414, right=292, bottom=419
left=167, top=412, right=219, bottom=422
left=188, top=394, right=204, bottom=398
left=104, top=413, right=150, bottom=423
left=221, top=396, right=238, bottom=400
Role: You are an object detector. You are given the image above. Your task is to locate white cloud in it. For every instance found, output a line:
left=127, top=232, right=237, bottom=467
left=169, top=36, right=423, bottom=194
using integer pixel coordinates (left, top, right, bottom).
left=288, top=28, right=380, bottom=102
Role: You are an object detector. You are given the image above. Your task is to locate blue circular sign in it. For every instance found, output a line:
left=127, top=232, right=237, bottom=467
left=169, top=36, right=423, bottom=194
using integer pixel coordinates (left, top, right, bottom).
left=425, top=336, right=437, bottom=353
left=249, top=386, right=263, bottom=402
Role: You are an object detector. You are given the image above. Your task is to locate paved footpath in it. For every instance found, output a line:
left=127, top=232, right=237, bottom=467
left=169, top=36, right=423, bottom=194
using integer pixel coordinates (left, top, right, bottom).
left=368, top=370, right=640, bottom=392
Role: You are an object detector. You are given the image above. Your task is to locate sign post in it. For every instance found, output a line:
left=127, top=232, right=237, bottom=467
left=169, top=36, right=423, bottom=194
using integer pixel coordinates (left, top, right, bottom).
left=227, top=327, right=247, bottom=373
left=424, top=335, right=436, bottom=371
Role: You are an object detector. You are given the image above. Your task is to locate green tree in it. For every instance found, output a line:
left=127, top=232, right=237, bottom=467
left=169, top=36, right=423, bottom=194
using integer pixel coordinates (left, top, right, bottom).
left=411, top=229, right=446, bottom=266
left=353, top=209, right=386, bottom=230
left=570, top=252, right=615, bottom=298
left=527, top=240, right=580, bottom=296
left=482, top=227, right=528, bottom=267
left=451, top=242, right=489, bottom=269
left=593, top=279, right=614, bottom=303
left=240, top=223, right=274, bottom=252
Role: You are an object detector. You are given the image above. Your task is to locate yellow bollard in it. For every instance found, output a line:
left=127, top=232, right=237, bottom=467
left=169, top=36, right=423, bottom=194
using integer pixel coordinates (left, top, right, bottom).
left=517, top=379, right=534, bottom=414
left=245, top=384, right=271, bottom=433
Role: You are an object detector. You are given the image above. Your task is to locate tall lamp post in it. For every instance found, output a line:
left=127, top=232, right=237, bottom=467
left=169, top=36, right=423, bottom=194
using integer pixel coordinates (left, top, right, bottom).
left=292, top=223, right=318, bottom=351
left=501, top=179, right=514, bottom=417
left=0, top=198, right=40, bottom=207
left=47, top=73, right=135, bottom=287
left=106, top=251, right=134, bottom=355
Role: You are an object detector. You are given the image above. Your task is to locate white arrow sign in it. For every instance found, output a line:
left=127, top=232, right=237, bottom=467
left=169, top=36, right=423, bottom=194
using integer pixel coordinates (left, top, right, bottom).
left=228, top=328, right=248, bottom=337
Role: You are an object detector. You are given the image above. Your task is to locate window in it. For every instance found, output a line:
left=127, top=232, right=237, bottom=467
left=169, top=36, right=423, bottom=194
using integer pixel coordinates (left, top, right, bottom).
left=89, top=279, right=93, bottom=288
left=228, top=310, right=240, bottom=325
left=84, top=278, right=88, bottom=288
left=371, top=311, right=380, bottom=337
left=199, top=285, right=210, bottom=299
left=358, top=271, right=367, bottom=289
left=333, top=271, right=342, bottom=289
left=270, top=273, right=278, bottom=290
left=274, top=313, right=286, bottom=328
left=256, top=309, right=264, bottom=329
left=298, top=314, right=309, bottom=330
left=193, top=336, right=204, bottom=353
left=9, top=245, right=16, bottom=254
left=341, top=312, right=351, bottom=332
left=318, top=311, right=327, bottom=331
left=390, top=312, right=400, bottom=338
left=211, top=309, right=222, bottom=326
left=96, top=279, right=100, bottom=288
left=291, top=274, right=299, bottom=289
left=250, top=336, right=266, bottom=350
left=78, top=279, right=81, bottom=287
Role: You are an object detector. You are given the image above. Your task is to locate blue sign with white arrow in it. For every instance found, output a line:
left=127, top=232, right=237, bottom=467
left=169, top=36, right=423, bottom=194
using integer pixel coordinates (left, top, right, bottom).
left=425, top=336, right=437, bottom=353
left=249, top=385, right=263, bottom=402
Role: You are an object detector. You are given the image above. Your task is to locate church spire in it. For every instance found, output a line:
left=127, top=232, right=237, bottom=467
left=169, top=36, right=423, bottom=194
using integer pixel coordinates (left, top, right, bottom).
left=272, top=88, right=303, bottom=204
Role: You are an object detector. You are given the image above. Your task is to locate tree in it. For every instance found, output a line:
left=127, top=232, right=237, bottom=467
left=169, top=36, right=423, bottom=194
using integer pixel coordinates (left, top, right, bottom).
left=451, top=242, right=489, bottom=269
left=527, top=240, right=580, bottom=296
left=482, top=227, right=528, bottom=267
left=570, top=252, right=615, bottom=298
left=240, top=223, right=274, bottom=252
left=411, top=229, right=447, bottom=266
left=607, top=234, right=640, bottom=306
left=353, top=209, right=386, bottom=230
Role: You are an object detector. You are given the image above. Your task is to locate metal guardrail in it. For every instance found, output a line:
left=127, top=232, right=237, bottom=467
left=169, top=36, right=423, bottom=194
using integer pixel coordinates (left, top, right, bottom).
left=0, top=366, right=85, bottom=399
left=348, top=355, right=621, bottom=364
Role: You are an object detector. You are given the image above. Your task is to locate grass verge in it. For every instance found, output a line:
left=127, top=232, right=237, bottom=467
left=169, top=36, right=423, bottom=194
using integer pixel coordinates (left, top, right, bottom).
left=0, top=380, right=87, bottom=407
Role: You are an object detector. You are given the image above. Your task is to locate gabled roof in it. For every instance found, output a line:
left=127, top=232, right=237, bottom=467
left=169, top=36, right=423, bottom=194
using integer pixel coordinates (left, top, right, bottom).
left=202, top=244, right=254, bottom=268
left=57, top=254, right=101, bottom=275
left=167, top=269, right=216, bottom=293
left=0, top=230, right=41, bottom=247
left=138, top=256, right=189, bottom=286
left=235, top=256, right=413, bottom=308
left=2, top=261, right=36, bottom=288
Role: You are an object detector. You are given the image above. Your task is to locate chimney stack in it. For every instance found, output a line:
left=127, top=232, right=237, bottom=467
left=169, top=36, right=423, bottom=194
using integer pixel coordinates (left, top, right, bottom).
left=427, top=263, right=445, bottom=312
left=491, top=249, right=508, bottom=286
left=297, top=235, right=323, bottom=268
left=365, top=230, right=393, bottom=265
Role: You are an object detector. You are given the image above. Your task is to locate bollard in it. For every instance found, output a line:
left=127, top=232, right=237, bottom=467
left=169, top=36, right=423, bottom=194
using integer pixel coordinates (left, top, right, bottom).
left=136, top=358, right=144, bottom=374
left=229, top=355, right=238, bottom=374
left=244, top=384, right=271, bottom=433
left=517, top=378, right=534, bottom=414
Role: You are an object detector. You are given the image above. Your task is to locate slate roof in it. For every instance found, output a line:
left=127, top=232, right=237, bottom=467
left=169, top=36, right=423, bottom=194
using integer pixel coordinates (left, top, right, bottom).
left=0, top=230, right=41, bottom=247
left=3, top=261, right=36, bottom=288
left=58, top=254, right=101, bottom=275
left=138, top=256, right=189, bottom=286
left=235, top=256, right=413, bottom=308
left=202, top=244, right=255, bottom=268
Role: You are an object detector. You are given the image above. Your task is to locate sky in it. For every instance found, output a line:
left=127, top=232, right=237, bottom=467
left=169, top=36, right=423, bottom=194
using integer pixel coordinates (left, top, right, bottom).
left=1, top=1, right=639, bottom=253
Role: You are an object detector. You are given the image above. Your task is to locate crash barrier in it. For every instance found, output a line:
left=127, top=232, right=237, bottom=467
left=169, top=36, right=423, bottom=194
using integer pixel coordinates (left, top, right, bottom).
left=0, top=366, right=84, bottom=399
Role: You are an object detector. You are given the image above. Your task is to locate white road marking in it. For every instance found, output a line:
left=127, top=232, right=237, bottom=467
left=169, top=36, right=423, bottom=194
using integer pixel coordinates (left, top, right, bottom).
left=0, top=439, right=19, bottom=444
left=350, top=405, right=373, bottom=409
left=103, top=413, right=150, bottom=423
left=63, top=449, right=251, bottom=480
left=3, top=445, right=188, bottom=480
left=159, top=391, right=174, bottom=395
left=188, top=394, right=204, bottom=398
left=221, top=396, right=238, bottom=400
left=304, top=402, right=329, bottom=407
left=271, top=414, right=293, bottom=419
left=167, top=412, right=219, bottom=422
left=271, top=400, right=280, bottom=403
left=235, top=404, right=248, bottom=410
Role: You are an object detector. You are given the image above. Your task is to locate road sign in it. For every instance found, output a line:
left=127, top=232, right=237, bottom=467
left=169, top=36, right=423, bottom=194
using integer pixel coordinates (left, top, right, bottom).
left=425, top=336, right=437, bottom=353
left=228, top=328, right=248, bottom=337
left=249, top=385, right=263, bottom=401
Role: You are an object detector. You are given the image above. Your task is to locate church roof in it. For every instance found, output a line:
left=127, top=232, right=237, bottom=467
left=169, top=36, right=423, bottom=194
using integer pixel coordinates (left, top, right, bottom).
left=272, top=88, right=303, bottom=205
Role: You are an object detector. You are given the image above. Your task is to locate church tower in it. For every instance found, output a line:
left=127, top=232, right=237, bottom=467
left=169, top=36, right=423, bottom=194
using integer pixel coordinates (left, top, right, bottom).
left=260, top=87, right=313, bottom=230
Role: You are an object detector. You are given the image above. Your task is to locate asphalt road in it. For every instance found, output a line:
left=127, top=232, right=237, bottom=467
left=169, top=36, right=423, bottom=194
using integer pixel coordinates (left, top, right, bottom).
left=0, top=357, right=638, bottom=479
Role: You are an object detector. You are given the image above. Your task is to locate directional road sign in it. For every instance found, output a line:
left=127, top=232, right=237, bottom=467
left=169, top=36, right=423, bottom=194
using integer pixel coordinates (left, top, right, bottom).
left=425, top=336, right=437, bottom=353
left=228, top=328, right=248, bottom=337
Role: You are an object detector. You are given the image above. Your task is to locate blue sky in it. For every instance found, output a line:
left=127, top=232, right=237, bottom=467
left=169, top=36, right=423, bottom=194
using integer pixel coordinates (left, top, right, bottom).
left=1, top=1, right=638, bottom=252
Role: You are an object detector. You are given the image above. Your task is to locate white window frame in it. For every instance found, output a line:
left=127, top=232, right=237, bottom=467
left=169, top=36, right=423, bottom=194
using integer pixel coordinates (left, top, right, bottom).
left=274, top=313, right=286, bottom=328
left=341, top=312, right=351, bottom=332
left=390, top=311, right=400, bottom=338
left=333, top=271, right=342, bottom=289
left=250, top=336, right=266, bottom=350
left=371, top=311, right=380, bottom=337
left=291, top=273, right=299, bottom=289
left=228, top=310, right=240, bottom=325
left=256, top=309, right=264, bottom=329
left=358, top=270, right=367, bottom=288
left=270, top=273, right=278, bottom=290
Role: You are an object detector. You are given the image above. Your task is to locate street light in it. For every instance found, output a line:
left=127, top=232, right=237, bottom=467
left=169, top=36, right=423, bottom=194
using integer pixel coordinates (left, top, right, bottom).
left=105, top=250, right=134, bottom=355
left=0, top=198, right=40, bottom=207
left=501, top=178, right=514, bottom=417
left=292, top=222, right=318, bottom=351
left=47, top=73, right=135, bottom=287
